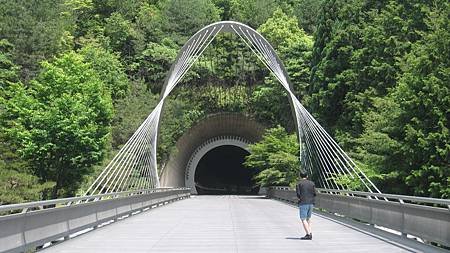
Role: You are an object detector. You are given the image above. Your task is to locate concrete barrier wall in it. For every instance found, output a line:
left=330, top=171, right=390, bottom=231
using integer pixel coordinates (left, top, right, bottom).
left=267, top=187, right=450, bottom=247
left=0, top=189, right=190, bottom=253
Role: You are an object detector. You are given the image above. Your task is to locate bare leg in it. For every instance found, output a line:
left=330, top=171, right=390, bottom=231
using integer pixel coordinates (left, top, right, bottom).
left=301, top=219, right=311, bottom=235
left=307, top=219, right=312, bottom=234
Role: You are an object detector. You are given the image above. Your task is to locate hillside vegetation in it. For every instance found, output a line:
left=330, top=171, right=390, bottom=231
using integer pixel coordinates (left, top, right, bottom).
left=0, top=0, right=448, bottom=203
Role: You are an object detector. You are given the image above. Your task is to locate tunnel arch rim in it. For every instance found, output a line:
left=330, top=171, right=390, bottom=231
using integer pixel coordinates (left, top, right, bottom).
left=185, top=135, right=252, bottom=194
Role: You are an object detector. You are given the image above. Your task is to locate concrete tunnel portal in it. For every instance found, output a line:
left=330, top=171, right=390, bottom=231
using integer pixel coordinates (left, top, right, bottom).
left=195, top=145, right=258, bottom=195
left=159, top=113, right=265, bottom=195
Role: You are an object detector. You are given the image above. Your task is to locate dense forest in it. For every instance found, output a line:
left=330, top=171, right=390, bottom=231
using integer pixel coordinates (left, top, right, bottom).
left=0, top=0, right=448, bottom=203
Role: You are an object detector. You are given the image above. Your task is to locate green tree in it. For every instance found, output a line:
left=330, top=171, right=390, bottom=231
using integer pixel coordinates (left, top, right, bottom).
left=4, top=51, right=113, bottom=198
left=158, top=95, right=205, bottom=163
left=395, top=3, right=450, bottom=198
left=101, top=0, right=145, bottom=20
left=353, top=96, right=406, bottom=194
left=244, top=126, right=300, bottom=187
left=111, top=80, right=159, bottom=149
left=0, top=40, right=19, bottom=86
left=79, top=43, right=130, bottom=101
left=310, top=0, right=431, bottom=137
left=258, top=8, right=310, bottom=49
left=0, top=142, right=55, bottom=204
left=351, top=2, right=450, bottom=198
left=0, top=39, right=55, bottom=204
left=258, top=8, right=313, bottom=98
left=103, top=12, right=137, bottom=58
left=133, top=2, right=165, bottom=49
left=248, top=8, right=313, bottom=130
left=194, top=33, right=264, bottom=87
left=249, top=82, right=294, bottom=129
left=230, top=0, right=278, bottom=28
left=134, top=38, right=178, bottom=93
left=212, top=0, right=233, bottom=20
left=160, top=0, right=221, bottom=45
left=0, top=0, right=75, bottom=80
left=293, top=0, right=323, bottom=34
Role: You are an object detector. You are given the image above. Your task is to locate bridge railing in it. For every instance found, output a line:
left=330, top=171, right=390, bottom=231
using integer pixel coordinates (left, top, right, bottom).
left=0, top=188, right=190, bottom=253
left=267, top=187, right=450, bottom=248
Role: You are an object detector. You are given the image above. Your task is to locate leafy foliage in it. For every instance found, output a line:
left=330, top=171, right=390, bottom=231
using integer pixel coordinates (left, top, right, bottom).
left=230, top=0, right=279, bottom=28
left=0, top=42, right=55, bottom=203
left=3, top=52, right=113, bottom=198
left=79, top=43, right=130, bottom=101
left=0, top=143, right=55, bottom=204
left=0, top=0, right=448, bottom=201
left=250, top=8, right=313, bottom=129
left=157, top=94, right=206, bottom=163
left=244, top=126, right=300, bottom=187
left=104, top=12, right=137, bottom=58
left=0, top=0, right=75, bottom=80
left=258, top=8, right=313, bottom=94
left=111, top=80, right=159, bottom=149
left=0, top=40, right=19, bottom=85
left=292, top=0, right=323, bottom=34
left=311, top=0, right=430, bottom=135
left=394, top=5, right=449, bottom=198
left=311, top=0, right=449, bottom=197
left=134, top=38, right=178, bottom=93
left=160, top=0, right=221, bottom=45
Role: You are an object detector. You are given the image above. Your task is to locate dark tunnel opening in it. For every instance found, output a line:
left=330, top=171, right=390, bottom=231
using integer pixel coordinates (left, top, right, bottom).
left=194, top=145, right=259, bottom=195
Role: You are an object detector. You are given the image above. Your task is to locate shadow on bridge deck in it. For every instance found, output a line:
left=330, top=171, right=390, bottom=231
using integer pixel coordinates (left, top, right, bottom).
left=41, top=195, right=418, bottom=253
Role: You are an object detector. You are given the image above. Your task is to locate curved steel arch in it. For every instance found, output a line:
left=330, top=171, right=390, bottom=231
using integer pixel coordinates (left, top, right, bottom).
left=153, top=21, right=304, bottom=190
left=159, top=21, right=295, bottom=97
left=153, top=21, right=380, bottom=194
left=86, top=21, right=382, bottom=196
left=155, top=20, right=303, bottom=176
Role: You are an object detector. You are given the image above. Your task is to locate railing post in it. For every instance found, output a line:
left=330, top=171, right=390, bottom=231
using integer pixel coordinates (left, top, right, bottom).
left=399, top=198, right=408, bottom=238
left=368, top=195, right=374, bottom=227
left=64, top=217, right=71, bottom=241
left=114, top=207, right=119, bottom=222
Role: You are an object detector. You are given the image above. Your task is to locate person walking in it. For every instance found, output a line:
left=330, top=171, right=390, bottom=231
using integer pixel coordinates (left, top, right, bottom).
left=296, top=171, right=316, bottom=240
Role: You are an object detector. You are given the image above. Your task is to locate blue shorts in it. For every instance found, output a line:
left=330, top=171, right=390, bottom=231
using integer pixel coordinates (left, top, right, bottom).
left=299, top=204, right=313, bottom=220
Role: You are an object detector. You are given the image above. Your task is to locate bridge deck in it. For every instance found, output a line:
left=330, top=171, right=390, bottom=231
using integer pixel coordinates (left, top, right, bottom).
left=42, top=195, right=416, bottom=253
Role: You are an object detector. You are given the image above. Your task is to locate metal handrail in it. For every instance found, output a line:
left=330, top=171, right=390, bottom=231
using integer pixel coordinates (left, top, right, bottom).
left=0, top=188, right=191, bottom=253
left=316, top=188, right=450, bottom=207
left=272, top=186, right=450, bottom=208
left=0, top=187, right=188, bottom=214
left=268, top=187, right=450, bottom=248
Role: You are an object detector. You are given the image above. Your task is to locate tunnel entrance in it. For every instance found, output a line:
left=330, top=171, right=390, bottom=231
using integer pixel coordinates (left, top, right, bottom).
left=194, top=145, right=259, bottom=195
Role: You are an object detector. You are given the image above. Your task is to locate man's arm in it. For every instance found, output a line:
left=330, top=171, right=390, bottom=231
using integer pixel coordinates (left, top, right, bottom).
left=296, top=184, right=301, bottom=199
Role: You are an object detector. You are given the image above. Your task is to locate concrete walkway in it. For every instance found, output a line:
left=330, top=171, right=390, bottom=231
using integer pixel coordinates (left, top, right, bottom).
left=42, top=195, right=417, bottom=253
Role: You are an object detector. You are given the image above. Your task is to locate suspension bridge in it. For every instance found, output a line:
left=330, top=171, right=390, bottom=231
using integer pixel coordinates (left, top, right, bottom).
left=0, top=21, right=449, bottom=253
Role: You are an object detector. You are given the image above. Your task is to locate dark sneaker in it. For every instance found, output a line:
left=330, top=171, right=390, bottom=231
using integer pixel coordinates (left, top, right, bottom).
left=300, top=234, right=312, bottom=240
